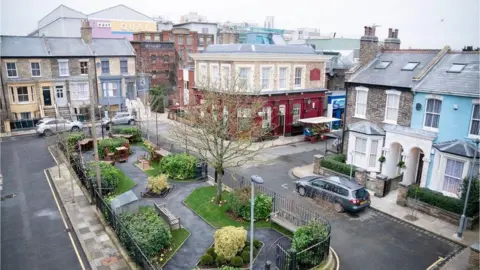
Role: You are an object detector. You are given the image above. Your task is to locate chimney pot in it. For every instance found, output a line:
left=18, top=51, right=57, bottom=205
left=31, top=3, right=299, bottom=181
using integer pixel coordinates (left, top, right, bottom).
left=364, top=26, right=368, bottom=36
left=81, top=20, right=92, bottom=44
left=394, top=29, right=399, bottom=38
left=371, top=26, right=376, bottom=36
left=388, top=28, right=393, bottom=38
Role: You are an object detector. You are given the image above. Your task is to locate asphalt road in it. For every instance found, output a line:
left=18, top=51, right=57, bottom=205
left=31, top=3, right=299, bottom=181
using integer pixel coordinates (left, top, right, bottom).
left=1, top=135, right=85, bottom=270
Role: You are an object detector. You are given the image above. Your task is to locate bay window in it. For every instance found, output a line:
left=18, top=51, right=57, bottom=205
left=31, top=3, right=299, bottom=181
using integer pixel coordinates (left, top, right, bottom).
left=353, top=137, right=367, bottom=166
left=102, top=82, right=119, bottom=97
left=17, top=87, right=29, bottom=103
left=71, top=83, right=89, bottom=100
left=369, top=140, right=379, bottom=168
left=424, top=99, right=442, bottom=129
left=443, top=159, right=464, bottom=195
left=211, top=64, right=219, bottom=86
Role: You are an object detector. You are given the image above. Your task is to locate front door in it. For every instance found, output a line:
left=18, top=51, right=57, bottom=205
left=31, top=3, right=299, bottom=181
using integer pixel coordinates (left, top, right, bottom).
left=55, top=85, right=67, bottom=106
left=415, top=153, right=425, bottom=185
left=42, top=87, right=52, bottom=106
left=126, top=82, right=135, bottom=100
left=278, top=105, right=285, bottom=136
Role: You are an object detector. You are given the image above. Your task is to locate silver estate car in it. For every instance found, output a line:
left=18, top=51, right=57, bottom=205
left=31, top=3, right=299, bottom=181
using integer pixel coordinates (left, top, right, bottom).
left=36, top=118, right=83, bottom=136
left=102, top=112, right=136, bottom=128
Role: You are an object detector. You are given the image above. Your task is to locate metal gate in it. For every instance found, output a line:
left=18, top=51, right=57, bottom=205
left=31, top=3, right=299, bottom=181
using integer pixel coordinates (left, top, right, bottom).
left=275, top=243, right=291, bottom=270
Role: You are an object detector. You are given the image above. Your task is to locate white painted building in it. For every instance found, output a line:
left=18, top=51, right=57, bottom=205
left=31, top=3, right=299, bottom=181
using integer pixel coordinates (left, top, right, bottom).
left=180, top=12, right=207, bottom=23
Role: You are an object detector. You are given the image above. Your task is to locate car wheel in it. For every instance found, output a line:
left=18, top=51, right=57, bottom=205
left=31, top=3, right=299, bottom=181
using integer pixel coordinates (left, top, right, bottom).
left=128, top=120, right=135, bottom=126
left=44, top=129, right=53, bottom=136
left=298, top=186, right=306, bottom=196
left=71, top=126, right=80, bottom=132
left=334, top=202, right=344, bottom=213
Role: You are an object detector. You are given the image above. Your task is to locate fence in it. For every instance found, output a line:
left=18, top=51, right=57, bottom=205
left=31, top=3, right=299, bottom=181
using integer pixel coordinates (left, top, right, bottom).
left=9, top=119, right=40, bottom=131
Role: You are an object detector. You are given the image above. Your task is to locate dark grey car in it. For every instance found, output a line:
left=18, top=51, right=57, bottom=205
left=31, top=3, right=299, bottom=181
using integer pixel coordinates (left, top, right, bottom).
left=294, top=175, right=370, bottom=213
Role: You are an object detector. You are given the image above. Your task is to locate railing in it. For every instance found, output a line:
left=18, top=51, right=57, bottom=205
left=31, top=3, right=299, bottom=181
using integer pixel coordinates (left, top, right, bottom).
left=9, top=119, right=40, bottom=131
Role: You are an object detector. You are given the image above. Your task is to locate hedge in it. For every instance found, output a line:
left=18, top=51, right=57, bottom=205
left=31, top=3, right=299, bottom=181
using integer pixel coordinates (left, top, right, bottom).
left=86, top=162, right=120, bottom=194
left=407, top=177, right=479, bottom=217
left=67, top=132, right=85, bottom=151
left=320, top=154, right=356, bottom=176
left=112, top=126, right=142, bottom=142
left=157, top=153, right=197, bottom=180
left=98, top=138, right=129, bottom=159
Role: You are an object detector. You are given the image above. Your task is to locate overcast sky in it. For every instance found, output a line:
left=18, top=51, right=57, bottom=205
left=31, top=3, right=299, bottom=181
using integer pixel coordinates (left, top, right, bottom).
left=1, top=0, right=479, bottom=49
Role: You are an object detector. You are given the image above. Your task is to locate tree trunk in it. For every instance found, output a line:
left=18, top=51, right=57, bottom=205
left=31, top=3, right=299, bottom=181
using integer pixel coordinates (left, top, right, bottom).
left=215, top=167, right=224, bottom=203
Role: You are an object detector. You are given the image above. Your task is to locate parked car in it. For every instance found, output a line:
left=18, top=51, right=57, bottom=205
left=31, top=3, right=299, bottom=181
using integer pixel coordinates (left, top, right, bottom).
left=102, top=112, right=136, bottom=128
left=36, top=118, right=83, bottom=136
left=294, top=175, right=370, bottom=213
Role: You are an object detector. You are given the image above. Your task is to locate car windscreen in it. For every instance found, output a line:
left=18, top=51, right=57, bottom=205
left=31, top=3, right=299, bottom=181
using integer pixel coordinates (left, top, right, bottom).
left=353, top=188, right=368, bottom=199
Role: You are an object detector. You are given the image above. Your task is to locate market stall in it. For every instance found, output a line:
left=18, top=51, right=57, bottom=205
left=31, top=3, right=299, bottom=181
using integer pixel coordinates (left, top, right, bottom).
left=298, top=116, right=341, bottom=143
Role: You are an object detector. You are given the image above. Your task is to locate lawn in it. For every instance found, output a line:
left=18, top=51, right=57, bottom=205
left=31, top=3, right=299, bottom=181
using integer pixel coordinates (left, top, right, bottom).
left=184, top=186, right=292, bottom=237
left=160, top=228, right=191, bottom=266
left=145, top=161, right=162, bottom=177
left=113, top=170, right=136, bottom=195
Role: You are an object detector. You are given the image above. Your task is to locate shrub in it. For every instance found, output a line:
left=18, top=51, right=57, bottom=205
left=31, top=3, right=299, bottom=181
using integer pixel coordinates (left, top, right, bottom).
left=216, top=254, right=227, bottom=267
left=157, top=153, right=197, bottom=180
left=67, top=132, right=85, bottom=151
left=292, top=221, right=329, bottom=267
left=147, top=174, right=168, bottom=194
left=241, top=250, right=250, bottom=263
left=200, top=254, right=213, bottom=266
left=408, top=178, right=479, bottom=217
left=112, top=126, right=142, bottom=142
left=220, top=267, right=240, bottom=270
left=207, top=247, right=217, bottom=259
left=254, top=194, right=273, bottom=220
left=98, top=138, right=129, bottom=159
left=320, top=156, right=356, bottom=176
left=119, top=206, right=171, bottom=258
left=329, top=154, right=346, bottom=163
left=214, top=226, right=247, bottom=260
left=230, top=256, right=244, bottom=267
left=87, top=162, right=120, bottom=193
left=253, top=239, right=262, bottom=249
left=228, top=187, right=273, bottom=221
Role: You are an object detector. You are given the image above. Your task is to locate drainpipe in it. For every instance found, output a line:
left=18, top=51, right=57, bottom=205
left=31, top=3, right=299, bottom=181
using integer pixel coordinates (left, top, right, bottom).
left=0, top=69, right=8, bottom=133
left=341, top=82, right=349, bottom=155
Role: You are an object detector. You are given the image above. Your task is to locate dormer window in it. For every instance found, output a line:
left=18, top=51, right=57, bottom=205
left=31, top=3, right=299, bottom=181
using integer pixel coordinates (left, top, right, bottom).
left=375, top=61, right=391, bottom=69
left=402, top=62, right=419, bottom=71
left=447, top=63, right=467, bottom=73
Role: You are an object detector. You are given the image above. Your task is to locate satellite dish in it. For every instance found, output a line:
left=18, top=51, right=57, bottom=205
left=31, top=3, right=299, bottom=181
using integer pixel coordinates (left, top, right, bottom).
left=416, top=103, right=422, bottom=111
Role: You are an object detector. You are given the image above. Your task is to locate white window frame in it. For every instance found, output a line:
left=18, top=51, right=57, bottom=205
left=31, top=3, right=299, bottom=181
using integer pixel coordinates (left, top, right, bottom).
left=384, top=90, right=401, bottom=124
left=260, top=65, right=274, bottom=90
left=71, top=82, right=89, bottom=101
left=348, top=134, right=383, bottom=171
left=79, top=60, right=89, bottom=75
left=468, top=101, right=480, bottom=139
left=102, top=82, right=119, bottom=97
left=6, top=62, right=18, bottom=78
left=17, top=86, right=30, bottom=103
left=58, top=59, right=69, bottom=77
left=441, top=156, right=467, bottom=197
left=354, top=86, right=369, bottom=119
left=210, top=63, right=220, bottom=88
left=293, top=65, right=306, bottom=89
left=235, top=64, right=254, bottom=91
left=198, top=62, right=208, bottom=85
left=353, top=136, right=367, bottom=168
left=277, top=65, right=290, bottom=90
left=30, top=62, right=41, bottom=77
left=221, top=64, right=231, bottom=90
left=423, top=96, right=443, bottom=132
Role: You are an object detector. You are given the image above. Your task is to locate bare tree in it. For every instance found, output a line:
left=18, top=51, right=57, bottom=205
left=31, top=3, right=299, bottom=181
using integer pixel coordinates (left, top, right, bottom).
left=170, top=76, right=273, bottom=203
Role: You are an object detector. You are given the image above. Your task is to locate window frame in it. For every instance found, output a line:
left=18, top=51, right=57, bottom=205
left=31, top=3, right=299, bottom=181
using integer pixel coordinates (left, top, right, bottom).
left=375, top=61, right=392, bottom=69
left=198, top=62, right=208, bottom=85
left=447, top=63, right=467, bottom=73
left=17, top=87, right=30, bottom=103
left=79, top=61, right=88, bottom=75
left=469, top=102, right=480, bottom=138
left=30, top=62, right=41, bottom=77
left=354, top=86, right=369, bottom=118
left=353, top=137, right=367, bottom=167
left=100, top=60, right=110, bottom=74
left=292, top=103, right=301, bottom=124
left=442, top=158, right=465, bottom=196
left=293, top=65, right=305, bottom=89
left=6, top=62, right=18, bottom=78
left=236, top=64, right=254, bottom=90
left=20, top=112, right=32, bottom=120
left=423, top=97, right=442, bottom=131
left=102, top=81, right=119, bottom=97
left=384, top=90, right=401, bottom=124
left=261, top=107, right=272, bottom=128
left=221, top=64, right=231, bottom=90
left=71, top=82, right=89, bottom=100
left=120, top=60, right=128, bottom=74
left=56, top=85, right=64, bottom=99
left=210, top=63, right=220, bottom=88
left=277, top=65, right=290, bottom=90
left=58, top=59, right=69, bottom=77
left=260, top=65, right=273, bottom=90
left=401, top=62, right=419, bottom=71
left=163, top=55, right=169, bottom=63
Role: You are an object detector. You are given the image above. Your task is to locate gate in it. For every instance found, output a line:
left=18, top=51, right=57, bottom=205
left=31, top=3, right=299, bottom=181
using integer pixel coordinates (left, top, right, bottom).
left=275, top=243, right=291, bottom=270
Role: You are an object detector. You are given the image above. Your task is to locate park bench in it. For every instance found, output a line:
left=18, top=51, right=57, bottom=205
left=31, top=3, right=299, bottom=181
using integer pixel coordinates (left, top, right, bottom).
left=154, top=203, right=180, bottom=230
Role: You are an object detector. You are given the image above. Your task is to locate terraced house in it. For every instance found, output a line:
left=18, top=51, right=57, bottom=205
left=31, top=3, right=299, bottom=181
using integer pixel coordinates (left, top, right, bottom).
left=0, top=21, right=136, bottom=132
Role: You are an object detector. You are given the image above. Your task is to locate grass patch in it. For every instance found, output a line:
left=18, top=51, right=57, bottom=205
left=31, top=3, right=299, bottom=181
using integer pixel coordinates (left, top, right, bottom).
left=160, top=228, right=191, bottom=266
left=113, top=170, right=136, bottom=195
left=146, top=162, right=162, bottom=177
left=185, top=186, right=290, bottom=235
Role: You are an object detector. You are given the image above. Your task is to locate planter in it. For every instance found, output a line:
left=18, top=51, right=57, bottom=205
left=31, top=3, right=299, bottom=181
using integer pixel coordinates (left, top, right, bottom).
left=141, top=185, right=175, bottom=198
left=196, top=241, right=264, bottom=269
left=406, top=197, right=479, bottom=229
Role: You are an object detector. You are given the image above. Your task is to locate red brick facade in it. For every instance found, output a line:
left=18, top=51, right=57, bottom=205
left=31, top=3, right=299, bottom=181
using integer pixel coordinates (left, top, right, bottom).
left=130, top=41, right=179, bottom=89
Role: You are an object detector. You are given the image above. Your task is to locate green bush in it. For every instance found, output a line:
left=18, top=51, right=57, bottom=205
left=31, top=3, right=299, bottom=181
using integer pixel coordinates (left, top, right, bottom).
left=67, top=132, right=85, bottom=151
left=254, top=194, right=272, bottom=220
left=87, top=162, right=120, bottom=193
left=112, top=126, right=142, bottom=142
left=329, top=154, right=346, bottom=163
left=98, top=138, right=129, bottom=159
left=200, top=254, right=213, bottom=266
left=119, top=207, right=171, bottom=258
left=292, top=221, right=329, bottom=267
left=320, top=156, right=356, bottom=176
left=157, top=153, right=197, bottom=180
left=220, top=267, right=240, bottom=270
left=408, top=178, right=479, bottom=217
left=230, top=256, right=244, bottom=267
left=228, top=188, right=273, bottom=221
left=253, top=239, right=262, bottom=249
left=207, top=247, right=216, bottom=259
left=216, top=254, right=227, bottom=267
left=241, top=250, right=250, bottom=263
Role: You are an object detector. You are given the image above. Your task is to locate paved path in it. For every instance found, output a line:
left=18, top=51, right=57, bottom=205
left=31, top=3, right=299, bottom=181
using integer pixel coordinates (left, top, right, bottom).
left=114, top=146, right=149, bottom=197
left=252, top=228, right=291, bottom=269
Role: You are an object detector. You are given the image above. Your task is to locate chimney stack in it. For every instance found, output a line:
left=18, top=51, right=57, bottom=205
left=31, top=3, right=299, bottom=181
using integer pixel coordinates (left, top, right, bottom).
left=384, top=28, right=401, bottom=51
left=81, top=20, right=92, bottom=44
left=359, top=25, right=379, bottom=65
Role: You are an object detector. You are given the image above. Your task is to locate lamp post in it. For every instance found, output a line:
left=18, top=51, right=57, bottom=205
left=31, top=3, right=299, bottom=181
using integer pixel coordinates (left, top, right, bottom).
left=349, top=151, right=354, bottom=180
left=457, top=138, right=479, bottom=239
left=250, top=175, right=264, bottom=270
left=98, top=105, right=104, bottom=139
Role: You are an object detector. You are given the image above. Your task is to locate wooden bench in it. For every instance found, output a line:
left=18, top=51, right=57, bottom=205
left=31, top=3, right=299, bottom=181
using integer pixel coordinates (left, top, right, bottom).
left=78, top=138, right=93, bottom=152
left=112, top=134, right=134, bottom=143
left=154, top=203, right=180, bottom=230
left=271, top=209, right=299, bottom=233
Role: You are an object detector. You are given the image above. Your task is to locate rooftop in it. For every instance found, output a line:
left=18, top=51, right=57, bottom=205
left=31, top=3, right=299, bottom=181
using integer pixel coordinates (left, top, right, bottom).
left=202, top=44, right=316, bottom=54
left=434, top=139, right=480, bottom=158
left=348, top=121, right=385, bottom=136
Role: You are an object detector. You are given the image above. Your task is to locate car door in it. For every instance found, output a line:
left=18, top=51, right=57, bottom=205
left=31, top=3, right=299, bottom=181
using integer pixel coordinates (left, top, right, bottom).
left=57, top=119, right=68, bottom=132
left=322, top=183, right=338, bottom=203
left=310, top=180, right=328, bottom=198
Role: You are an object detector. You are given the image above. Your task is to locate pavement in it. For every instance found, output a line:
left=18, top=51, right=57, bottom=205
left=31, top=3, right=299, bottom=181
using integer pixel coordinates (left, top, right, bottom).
left=0, top=135, right=86, bottom=270
left=291, top=164, right=480, bottom=247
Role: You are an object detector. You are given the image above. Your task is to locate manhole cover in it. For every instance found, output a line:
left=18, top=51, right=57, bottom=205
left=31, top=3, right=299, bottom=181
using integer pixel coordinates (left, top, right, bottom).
left=1, top=193, right=18, bottom=201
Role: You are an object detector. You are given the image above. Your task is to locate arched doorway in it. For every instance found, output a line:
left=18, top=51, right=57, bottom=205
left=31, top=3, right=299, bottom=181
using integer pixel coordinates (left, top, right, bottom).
left=405, top=147, right=424, bottom=185
left=383, top=142, right=404, bottom=177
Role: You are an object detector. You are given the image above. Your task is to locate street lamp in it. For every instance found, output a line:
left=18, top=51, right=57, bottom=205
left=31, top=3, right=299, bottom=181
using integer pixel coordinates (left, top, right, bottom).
left=250, top=175, right=264, bottom=270
left=349, top=151, right=354, bottom=180
left=457, top=138, right=479, bottom=239
left=98, top=105, right=104, bottom=139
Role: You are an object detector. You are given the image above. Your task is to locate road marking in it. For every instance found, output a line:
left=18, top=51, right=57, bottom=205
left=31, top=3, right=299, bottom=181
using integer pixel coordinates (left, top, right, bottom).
left=44, top=169, right=86, bottom=270
left=281, top=184, right=288, bottom=189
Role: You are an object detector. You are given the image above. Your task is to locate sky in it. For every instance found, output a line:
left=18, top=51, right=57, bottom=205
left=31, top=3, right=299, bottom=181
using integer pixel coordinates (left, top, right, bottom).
left=1, top=0, right=479, bottom=49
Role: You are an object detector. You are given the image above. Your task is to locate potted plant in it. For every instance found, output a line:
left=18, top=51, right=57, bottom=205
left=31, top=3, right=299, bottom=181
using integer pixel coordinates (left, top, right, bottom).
left=397, top=161, right=406, bottom=169
left=378, top=156, right=386, bottom=163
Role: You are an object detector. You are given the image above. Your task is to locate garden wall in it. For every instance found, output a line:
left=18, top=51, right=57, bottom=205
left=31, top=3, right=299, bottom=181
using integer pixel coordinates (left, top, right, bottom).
left=405, top=197, right=479, bottom=230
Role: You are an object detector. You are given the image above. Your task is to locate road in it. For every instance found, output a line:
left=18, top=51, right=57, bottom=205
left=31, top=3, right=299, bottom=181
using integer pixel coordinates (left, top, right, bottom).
left=1, top=135, right=86, bottom=270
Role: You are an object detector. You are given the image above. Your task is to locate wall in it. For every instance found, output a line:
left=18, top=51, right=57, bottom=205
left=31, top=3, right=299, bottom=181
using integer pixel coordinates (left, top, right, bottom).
left=411, top=92, right=477, bottom=142
left=90, top=20, right=156, bottom=40
left=37, top=18, right=83, bottom=38
left=177, top=23, right=217, bottom=44
left=95, top=57, right=136, bottom=106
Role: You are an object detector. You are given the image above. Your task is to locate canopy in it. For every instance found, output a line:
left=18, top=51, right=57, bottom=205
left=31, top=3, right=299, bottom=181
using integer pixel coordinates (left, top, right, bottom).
left=298, top=116, right=341, bottom=124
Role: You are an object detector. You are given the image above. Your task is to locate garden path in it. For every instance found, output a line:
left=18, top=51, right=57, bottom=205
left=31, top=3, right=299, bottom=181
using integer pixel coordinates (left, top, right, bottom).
left=114, top=146, right=149, bottom=197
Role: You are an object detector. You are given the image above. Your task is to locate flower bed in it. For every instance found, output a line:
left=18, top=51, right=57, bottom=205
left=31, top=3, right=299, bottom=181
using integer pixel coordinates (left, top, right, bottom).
left=141, top=174, right=175, bottom=198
